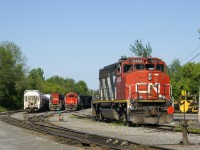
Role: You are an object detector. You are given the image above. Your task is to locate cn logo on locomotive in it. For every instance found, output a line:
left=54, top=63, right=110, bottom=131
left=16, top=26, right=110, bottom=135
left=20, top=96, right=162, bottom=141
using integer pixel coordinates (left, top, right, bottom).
left=136, top=83, right=160, bottom=94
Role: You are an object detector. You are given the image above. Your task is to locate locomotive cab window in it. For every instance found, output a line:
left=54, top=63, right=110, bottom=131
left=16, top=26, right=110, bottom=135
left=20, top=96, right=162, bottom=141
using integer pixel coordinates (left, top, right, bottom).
left=146, top=64, right=154, bottom=70
left=69, top=95, right=75, bottom=97
left=156, top=64, right=164, bottom=72
left=123, top=64, right=132, bottom=73
left=117, top=64, right=121, bottom=74
left=135, top=64, right=144, bottom=70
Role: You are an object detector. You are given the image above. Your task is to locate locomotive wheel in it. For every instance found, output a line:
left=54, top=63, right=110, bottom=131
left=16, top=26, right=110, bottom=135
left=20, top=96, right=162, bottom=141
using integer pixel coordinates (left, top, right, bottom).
left=119, top=114, right=127, bottom=122
left=96, top=112, right=104, bottom=122
left=99, top=113, right=104, bottom=121
left=124, top=114, right=132, bottom=126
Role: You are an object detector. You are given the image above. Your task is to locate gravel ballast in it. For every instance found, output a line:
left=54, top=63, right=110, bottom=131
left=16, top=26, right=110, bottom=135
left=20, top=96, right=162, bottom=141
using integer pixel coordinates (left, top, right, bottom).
left=48, top=109, right=200, bottom=150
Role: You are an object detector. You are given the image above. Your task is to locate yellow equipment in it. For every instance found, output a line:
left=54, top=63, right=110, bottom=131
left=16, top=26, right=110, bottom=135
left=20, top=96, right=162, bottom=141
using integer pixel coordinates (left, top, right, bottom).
left=179, top=100, right=189, bottom=112
left=174, top=91, right=199, bottom=113
left=178, top=99, right=198, bottom=113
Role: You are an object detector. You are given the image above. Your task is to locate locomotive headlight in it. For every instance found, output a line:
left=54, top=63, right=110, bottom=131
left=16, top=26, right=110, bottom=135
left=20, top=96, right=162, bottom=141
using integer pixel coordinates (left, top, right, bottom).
left=148, top=73, right=152, bottom=77
left=148, top=76, right=152, bottom=81
left=148, top=73, right=152, bottom=80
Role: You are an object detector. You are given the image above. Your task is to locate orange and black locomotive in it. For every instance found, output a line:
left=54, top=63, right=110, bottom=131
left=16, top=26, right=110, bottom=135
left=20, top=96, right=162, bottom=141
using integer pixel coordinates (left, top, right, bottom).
left=92, top=57, right=174, bottom=124
left=64, top=92, right=92, bottom=110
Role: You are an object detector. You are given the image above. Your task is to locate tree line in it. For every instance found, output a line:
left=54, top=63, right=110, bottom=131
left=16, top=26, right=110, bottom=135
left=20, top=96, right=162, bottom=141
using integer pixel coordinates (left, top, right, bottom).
left=0, top=40, right=199, bottom=110
left=0, top=41, right=92, bottom=110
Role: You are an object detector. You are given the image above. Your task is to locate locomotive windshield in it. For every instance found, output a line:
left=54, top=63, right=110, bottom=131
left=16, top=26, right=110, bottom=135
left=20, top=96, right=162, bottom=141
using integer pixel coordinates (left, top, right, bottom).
left=68, top=95, right=75, bottom=97
left=146, top=64, right=154, bottom=70
left=156, top=64, right=164, bottom=72
left=135, top=64, right=144, bottom=70
left=133, top=63, right=165, bottom=72
left=123, top=64, right=132, bottom=73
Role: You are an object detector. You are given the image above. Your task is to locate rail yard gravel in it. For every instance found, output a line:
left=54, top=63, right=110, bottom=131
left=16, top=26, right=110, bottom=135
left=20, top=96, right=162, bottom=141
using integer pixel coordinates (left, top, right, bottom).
left=0, top=118, right=82, bottom=150
left=9, top=110, right=200, bottom=150
left=47, top=109, right=200, bottom=150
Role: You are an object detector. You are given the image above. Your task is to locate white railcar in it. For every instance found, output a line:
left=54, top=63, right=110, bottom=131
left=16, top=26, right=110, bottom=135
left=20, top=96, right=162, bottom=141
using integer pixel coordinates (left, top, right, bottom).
left=24, top=90, right=50, bottom=112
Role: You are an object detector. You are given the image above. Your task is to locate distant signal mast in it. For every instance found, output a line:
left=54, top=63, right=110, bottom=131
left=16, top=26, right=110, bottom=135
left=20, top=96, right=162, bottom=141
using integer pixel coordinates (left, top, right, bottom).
left=198, top=28, right=200, bottom=39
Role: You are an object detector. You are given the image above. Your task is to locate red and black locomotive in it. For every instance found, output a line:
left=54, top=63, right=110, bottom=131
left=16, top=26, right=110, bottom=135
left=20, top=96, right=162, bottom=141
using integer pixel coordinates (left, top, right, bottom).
left=92, top=57, right=174, bottom=124
left=50, top=93, right=65, bottom=110
left=64, top=92, right=92, bottom=110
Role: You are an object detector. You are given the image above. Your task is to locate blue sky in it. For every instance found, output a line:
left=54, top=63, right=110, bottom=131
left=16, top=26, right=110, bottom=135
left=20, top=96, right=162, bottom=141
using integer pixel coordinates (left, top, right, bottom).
left=0, top=0, right=200, bottom=90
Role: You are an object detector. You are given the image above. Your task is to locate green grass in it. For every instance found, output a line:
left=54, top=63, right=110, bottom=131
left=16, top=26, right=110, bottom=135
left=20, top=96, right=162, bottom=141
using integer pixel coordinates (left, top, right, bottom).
left=109, top=121, right=127, bottom=126
left=175, top=126, right=200, bottom=134
left=110, top=122, right=124, bottom=126
left=0, top=106, right=7, bottom=112
left=188, top=128, right=200, bottom=133
left=69, top=115, right=90, bottom=120
left=68, top=115, right=78, bottom=118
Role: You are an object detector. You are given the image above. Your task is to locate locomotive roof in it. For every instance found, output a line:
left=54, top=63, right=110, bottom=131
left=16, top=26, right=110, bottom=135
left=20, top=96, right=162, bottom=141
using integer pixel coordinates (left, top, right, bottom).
left=120, top=57, right=164, bottom=62
left=102, top=63, right=117, bottom=70
left=101, top=57, right=165, bottom=70
left=24, top=90, right=40, bottom=96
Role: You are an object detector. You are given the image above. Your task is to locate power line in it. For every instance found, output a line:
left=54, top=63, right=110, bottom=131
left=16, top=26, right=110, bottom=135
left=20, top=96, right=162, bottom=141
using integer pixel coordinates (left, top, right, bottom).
left=181, top=46, right=200, bottom=62
left=185, top=52, right=200, bottom=64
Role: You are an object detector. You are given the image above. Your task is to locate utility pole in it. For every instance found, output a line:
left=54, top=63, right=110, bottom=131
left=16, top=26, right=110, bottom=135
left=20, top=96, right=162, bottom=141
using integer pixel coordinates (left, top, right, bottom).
left=180, top=90, right=190, bottom=145
left=198, top=85, right=200, bottom=122
left=198, top=29, right=200, bottom=122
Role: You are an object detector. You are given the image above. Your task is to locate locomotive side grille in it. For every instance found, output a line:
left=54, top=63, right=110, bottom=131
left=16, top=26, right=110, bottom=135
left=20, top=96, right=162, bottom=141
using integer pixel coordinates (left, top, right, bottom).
left=99, top=69, right=116, bottom=100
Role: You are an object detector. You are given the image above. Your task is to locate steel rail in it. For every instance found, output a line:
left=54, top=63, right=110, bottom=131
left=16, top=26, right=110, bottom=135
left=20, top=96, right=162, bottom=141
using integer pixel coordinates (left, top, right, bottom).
left=0, top=111, right=170, bottom=150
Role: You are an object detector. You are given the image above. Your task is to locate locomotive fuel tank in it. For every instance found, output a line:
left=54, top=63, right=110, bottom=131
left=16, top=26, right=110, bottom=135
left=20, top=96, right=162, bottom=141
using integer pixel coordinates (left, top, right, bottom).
left=101, top=108, right=119, bottom=120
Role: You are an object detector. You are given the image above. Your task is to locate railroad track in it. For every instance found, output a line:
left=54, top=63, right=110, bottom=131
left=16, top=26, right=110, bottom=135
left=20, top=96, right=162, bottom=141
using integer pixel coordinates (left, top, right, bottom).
left=0, top=111, right=170, bottom=150
left=70, top=111, right=200, bottom=136
left=30, top=113, right=168, bottom=150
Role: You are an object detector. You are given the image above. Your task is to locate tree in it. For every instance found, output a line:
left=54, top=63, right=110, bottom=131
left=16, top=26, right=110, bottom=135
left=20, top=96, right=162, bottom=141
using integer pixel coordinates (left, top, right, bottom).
left=44, top=75, right=91, bottom=96
left=167, top=58, right=182, bottom=101
left=168, top=59, right=200, bottom=101
left=167, top=58, right=181, bottom=79
left=0, top=41, right=27, bottom=108
left=44, top=76, right=73, bottom=94
left=27, top=68, right=45, bottom=91
left=65, top=78, right=76, bottom=93
left=75, top=80, right=89, bottom=95
left=120, top=55, right=127, bottom=60
left=129, top=39, right=152, bottom=57
left=180, top=62, right=200, bottom=95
